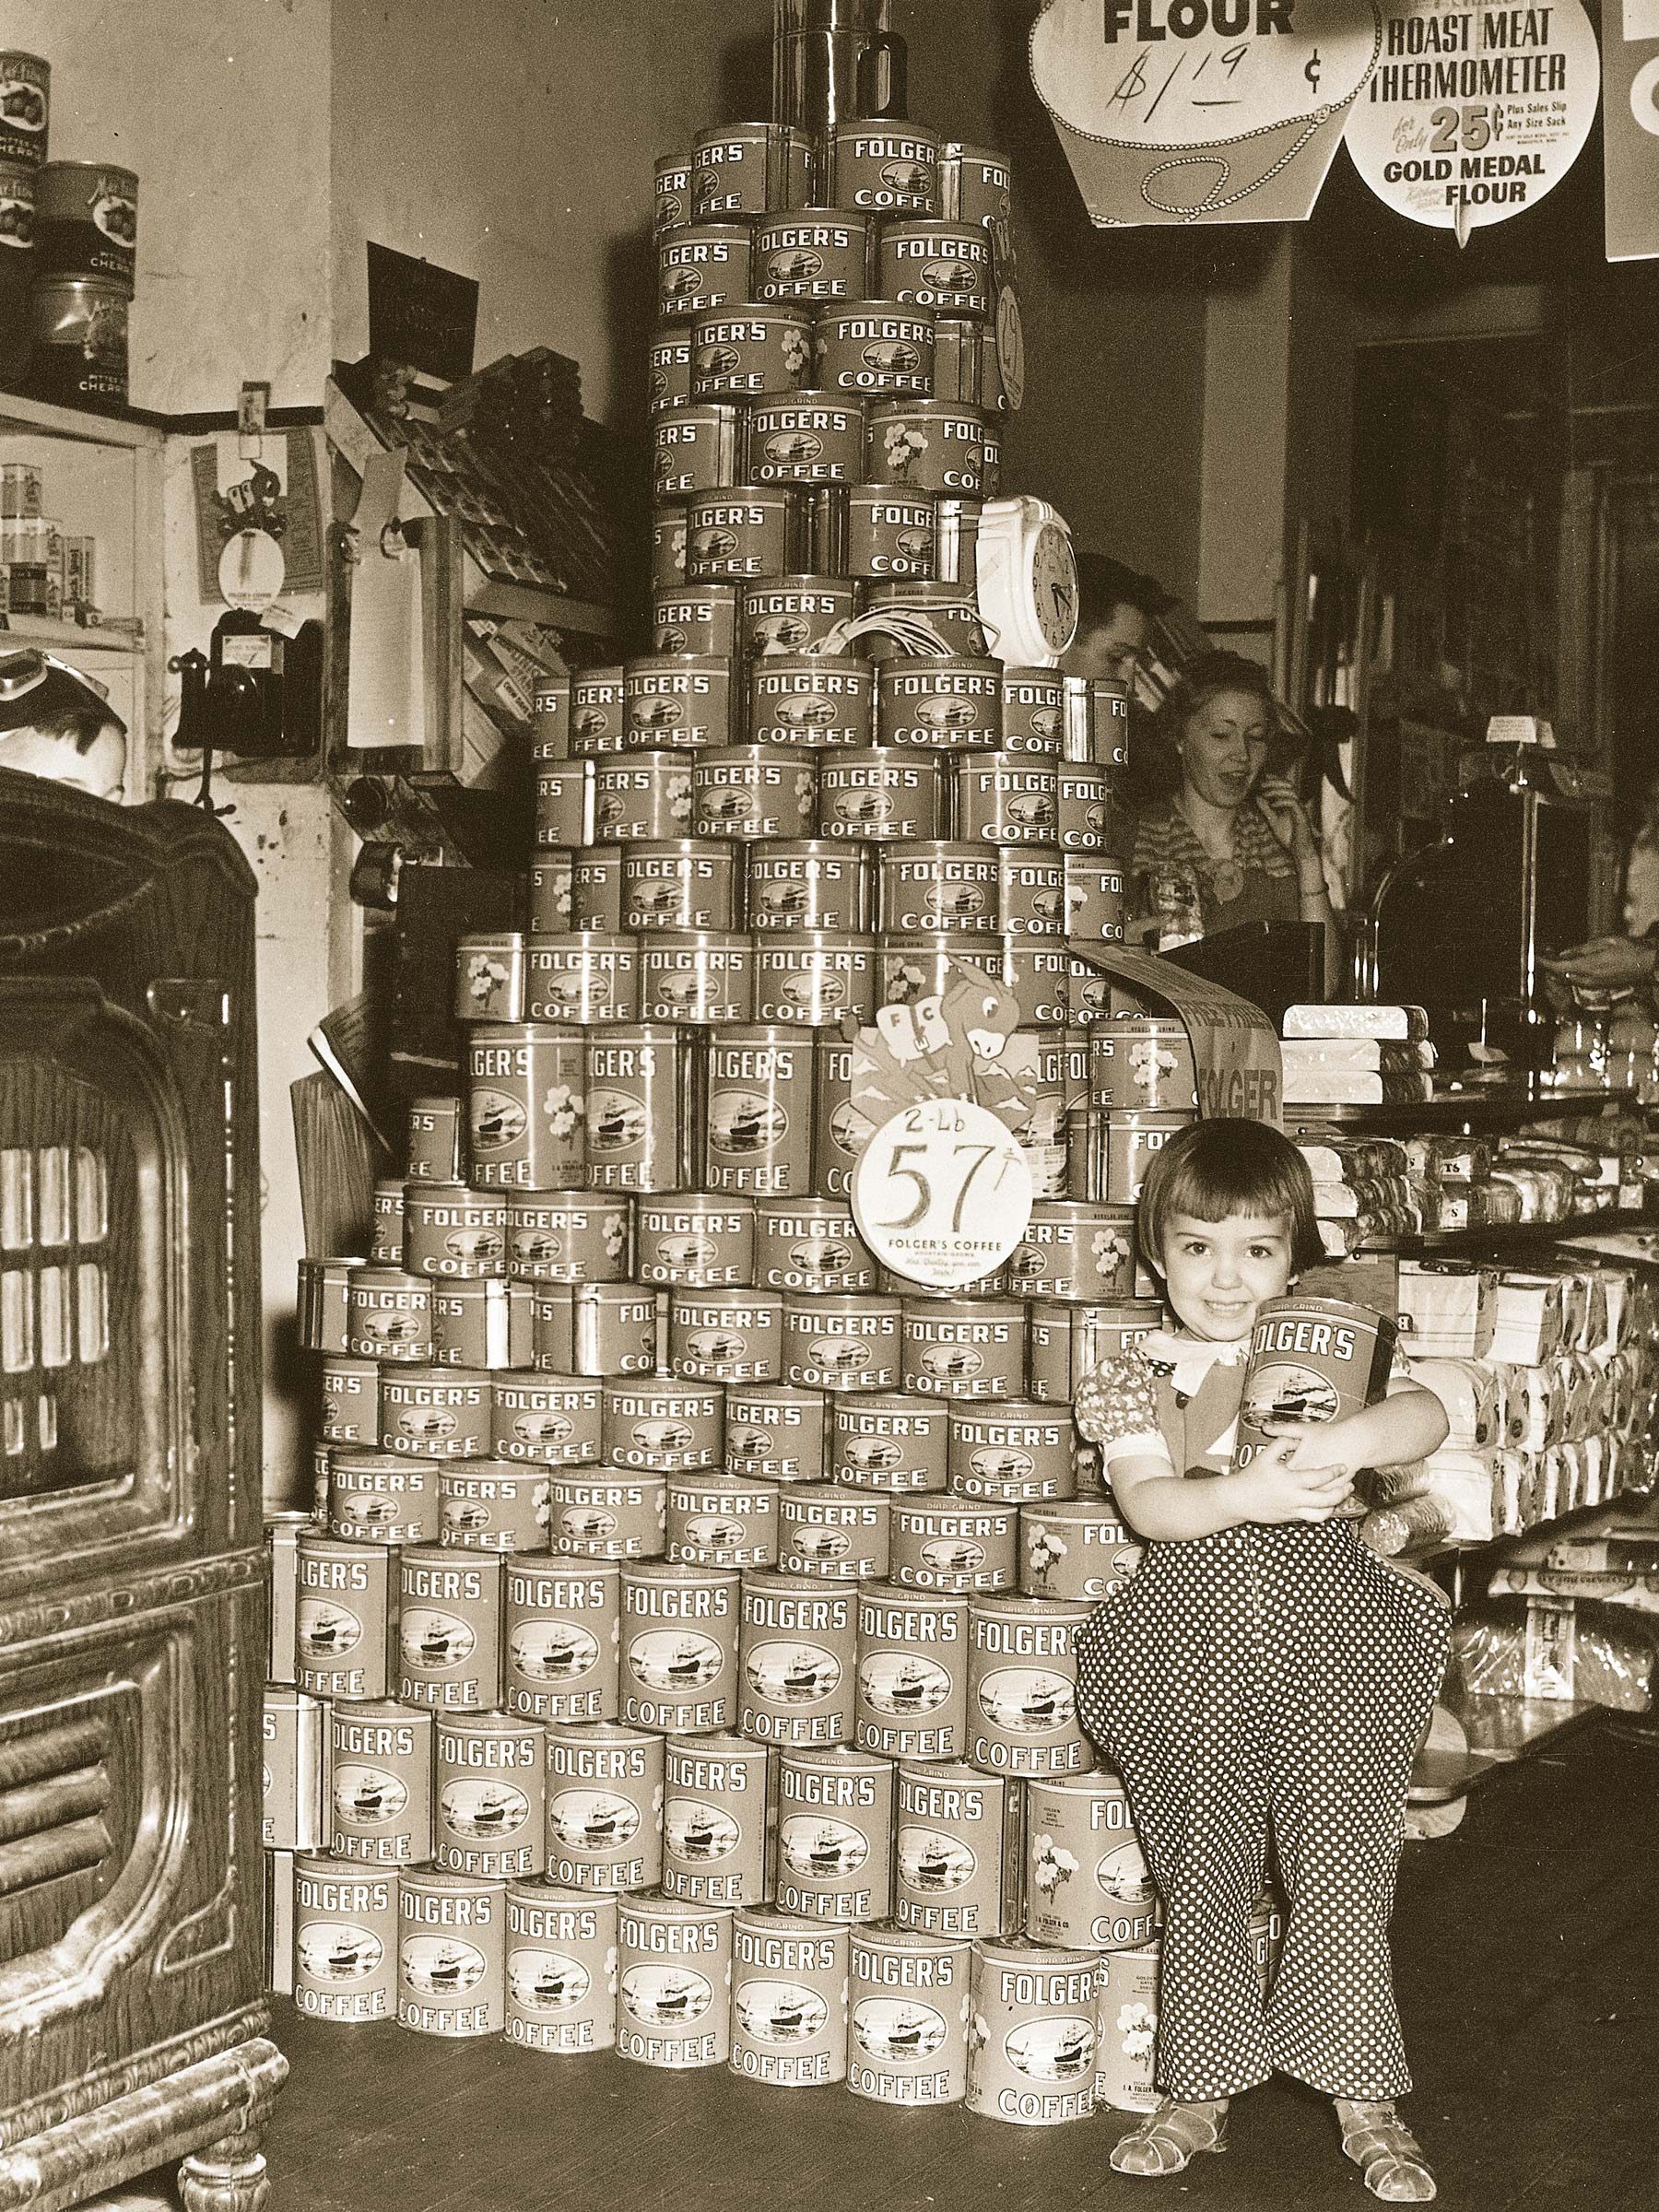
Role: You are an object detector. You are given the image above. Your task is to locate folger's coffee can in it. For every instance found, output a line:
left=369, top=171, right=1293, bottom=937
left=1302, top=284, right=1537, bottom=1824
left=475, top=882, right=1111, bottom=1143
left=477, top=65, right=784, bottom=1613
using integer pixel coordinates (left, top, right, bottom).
left=816, top=748, right=943, bottom=841
left=848, top=1926, right=972, bottom=2107
left=967, top=1594, right=1093, bottom=1777
left=1020, top=1500, right=1142, bottom=1604
left=829, top=124, right=943, bottom=216
left=686, top=487, right=806, bottom=579
left=648, top=324, right=694, bottom=415
left=738, top=1570, right=856, bottom=1746
left=545, top=1722, right=665, bottom=1891
left=742, top=573, right=859, bottom=655
left=467, top=1024, right=586, bottom=1193
left=657, top=220, right=752, bottom=321
left=653, top=400, right=745, bottom=499
left=293, top=1858, right=397, bottom=2024
left=638, top=930, right=753, bottom=1024
left=758, top=1198, right=876, bottom=1296
left=775, top=1747, right=894, bottom=1923
left=956, top=756, right=1058, bottom=846
left=504, top=1885, right=618, bottom=2054
left=635, top=1196, right=757, bottom=1288
left=889, top=1500, right=1018, bottom=1594
left=879, top=842, right=999, bottom=934
left=1065, top=856, right=1126, bottom=946
left=669, top=1289, right=784, bottom=1384
left=619, top=1562, right=741, bottom=1735
left=328, top=1700, right=432, bottom=1868
left=753, top=210, right=871, bottom=301
left=528, top=854, right=577, bottom=934
left=666, top=1471, right=781, bottom=1570
left=877, top=658, right=1002, bottom=750
left=617, top=1895, right=734, bottom=2068
left=782, top=1292, right=903, bottom=1394
left=439, top=1462, right=551, bottom=1552
left=1099, top=1110, right=1197, bottom=1206
left=812, top=1037, right=873, bottom=1200
left=296, top=1535, right=397, bottom=1700
left=454, top=934, right=524, bottom=1026
left=553, top=1468, right=667, bottom=1557
left=662, top=1731, right=772, bottom=1904
left=831, top=1393, right=949, bottom=1493
left=948, top=1404, right=1075, bottom=1505
left=429, top=1278, right=527, bottom=1371
left=693, top=747, right=817, bottom=840
left=650, top=506, right=688, bottom=590
left=748, top=841, right=875, bottom=933
left=623, top=654, right=735, bottom=751
left=1001, top=668, right=1065, bottom=756
left=877, top=223, right=994, bottom=319
left=586, top=1027, right=689, bottom=1193
left=833, top=486, right=936, bottom=580
left=531, top=676, right=571, bottom=760
left=532, top=1286, right=659, bottom=1378
left=1007, top=1203, right=1136, bottom=1302
left=1025, top=1771, right=1159, bottom=1951
left=731, top=1910, right=850, bottom=2086
left=604, top=1378, right=724, bottom=1473
left=867, top=400, right=993, bottom=495
left=330, top=1450, right=441, bottom=1547
left=691, top=307, right=814, bottom=398
left=705, top=1026, right=817, bottom=1196
left=1089, top=1018, right=1200, bottom=1113
left=406, top=1098, right=463, bottom=1185
left=396, top=1869, right=507, bottom=2039
left=320, top=1352, right=379, bottom=1444
left=815, top=300, right=935, bottom=397
left=861, top=581, right=989, bottom=660
left=347, top=1266, right=431, bottom=1364
left=396, top=1546, right=502, bottom=1712
left=621, top=841, right=738, bottom=933
left=856, top=1585, right=968, bottom=1760
left=594, top=751, right=693, bottom=842
left=1231, top=1295, right=1394, bottom=1472
left=506, top=1194, right=630, bottom=1287
left=571, top=667, right=628, bottom=755
left=653, top=582, right=740, bottom=656
left=779, top=1483, right=891, bottom=1581
left=380, top=1368, right=491, bottom=1461
left=1094, top=1943, right=1161, bottom=2112
left=491, top=1373, right=605, bottom=1468
left=901, top=1300, right=1027, bottom=1401
left=504, top=1558, right=621, bottom=1723
left=1067, top=1299, right=1163, bottom=1382
left=996, top=850, right=1066, bottom=938
left=941, top=142, right=1013, bottom=228
left=403, top=1185, right=507, bottom=1280
left=966, top=1939, right=1098, bottom=2125
left=691, top=122, right=814, bottom=218
left=748, top=653, right=874, bottom=748
left=534, top=760, right=593, bottom=848
left=654, top=152, right=693, bottom=233
left=894, top=1760, right=1024, bottom=1936
left=434, top=1712, right=547, bottom=1879
left=724, top=1384, right=830, bottom=1486
left=751, top=933, right=877, bottom=1027
left=997, top=943, right=1070, bottom=1030
left=1056, top=765, right=1114, bottom=853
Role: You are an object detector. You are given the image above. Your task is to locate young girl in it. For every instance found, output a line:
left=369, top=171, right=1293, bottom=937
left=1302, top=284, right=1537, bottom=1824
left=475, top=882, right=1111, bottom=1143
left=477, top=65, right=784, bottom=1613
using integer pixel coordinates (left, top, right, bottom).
left=1074, top=1119, right=1452, bottom=2204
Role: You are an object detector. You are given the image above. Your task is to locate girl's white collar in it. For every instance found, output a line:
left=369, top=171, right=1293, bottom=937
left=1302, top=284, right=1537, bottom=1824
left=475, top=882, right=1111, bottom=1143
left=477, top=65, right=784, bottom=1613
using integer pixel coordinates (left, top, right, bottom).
left=1142, top=1329, right=1250, bottom=1394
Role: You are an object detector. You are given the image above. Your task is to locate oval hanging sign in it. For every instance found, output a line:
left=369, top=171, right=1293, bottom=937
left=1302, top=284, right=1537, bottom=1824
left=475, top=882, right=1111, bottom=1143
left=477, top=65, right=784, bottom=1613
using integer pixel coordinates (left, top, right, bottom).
left=1030, top=0, right=1383, bottom=225
left=1342, top=0, right=1598, bottom=243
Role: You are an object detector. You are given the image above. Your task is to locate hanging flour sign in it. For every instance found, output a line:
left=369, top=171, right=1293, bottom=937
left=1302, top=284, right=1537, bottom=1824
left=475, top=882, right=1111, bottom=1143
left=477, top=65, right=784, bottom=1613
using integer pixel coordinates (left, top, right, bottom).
left=1030, top=0, right=1382, bottom=226
left=1343, top=0, right=1598, bottom=242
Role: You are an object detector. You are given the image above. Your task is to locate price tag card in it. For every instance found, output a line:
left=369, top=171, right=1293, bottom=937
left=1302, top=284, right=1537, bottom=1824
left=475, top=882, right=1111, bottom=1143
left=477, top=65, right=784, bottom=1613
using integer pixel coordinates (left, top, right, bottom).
left=853, top=1098, right=1034, bottom=1289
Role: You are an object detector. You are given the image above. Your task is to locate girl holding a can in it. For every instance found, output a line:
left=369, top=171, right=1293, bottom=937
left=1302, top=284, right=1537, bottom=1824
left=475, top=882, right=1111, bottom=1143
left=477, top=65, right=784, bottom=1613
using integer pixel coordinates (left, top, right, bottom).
left=1072, top=1119, right=1452, bottom=2203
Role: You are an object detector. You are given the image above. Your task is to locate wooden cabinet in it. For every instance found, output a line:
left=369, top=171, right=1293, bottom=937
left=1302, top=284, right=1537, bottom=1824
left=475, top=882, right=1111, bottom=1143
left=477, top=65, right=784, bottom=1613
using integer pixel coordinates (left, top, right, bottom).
left=0, top=771, right=285, bottom=2211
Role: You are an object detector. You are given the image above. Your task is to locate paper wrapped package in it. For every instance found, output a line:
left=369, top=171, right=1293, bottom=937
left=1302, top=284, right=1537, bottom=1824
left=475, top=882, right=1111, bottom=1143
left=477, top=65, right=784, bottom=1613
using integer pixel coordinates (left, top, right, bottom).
left=1405, top=1357, right=1502, bottom=1453
left=1396, top=1261, right=1496, bottom=1360
left=1452, top=1597, right=1655, bottom=1713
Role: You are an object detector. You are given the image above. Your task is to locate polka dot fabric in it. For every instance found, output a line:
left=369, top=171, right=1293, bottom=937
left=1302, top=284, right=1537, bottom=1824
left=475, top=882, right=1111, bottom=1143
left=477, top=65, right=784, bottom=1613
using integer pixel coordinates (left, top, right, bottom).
left=1074, top=1343, right=1453, bottom=2103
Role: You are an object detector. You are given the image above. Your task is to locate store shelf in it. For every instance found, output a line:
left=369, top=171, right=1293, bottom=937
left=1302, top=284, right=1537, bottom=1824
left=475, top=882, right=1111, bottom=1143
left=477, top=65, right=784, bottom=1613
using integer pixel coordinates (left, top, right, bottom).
left=1356, top=1208, right=1658, bottom=1258
left=0, top=617, right=144, bottom=657
left=1288, top=1084, right=1641, bottom=1135
left=1407, top=1696, right=1602, bottom=1804
left=0, top=389, right=165, bottom=450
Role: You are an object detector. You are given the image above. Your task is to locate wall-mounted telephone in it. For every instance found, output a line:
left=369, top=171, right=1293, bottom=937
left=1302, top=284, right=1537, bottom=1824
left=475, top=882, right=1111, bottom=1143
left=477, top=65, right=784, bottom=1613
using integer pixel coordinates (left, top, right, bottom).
left=174, top=607, right=324, bottom=761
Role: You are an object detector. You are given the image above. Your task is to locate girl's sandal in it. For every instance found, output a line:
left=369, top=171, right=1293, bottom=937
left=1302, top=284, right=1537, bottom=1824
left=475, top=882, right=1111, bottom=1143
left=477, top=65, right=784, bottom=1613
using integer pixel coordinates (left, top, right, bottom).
left=1335, top=2100, right=1437, bottom=2203
left=1108, top=2097, right=1230, bottom=2177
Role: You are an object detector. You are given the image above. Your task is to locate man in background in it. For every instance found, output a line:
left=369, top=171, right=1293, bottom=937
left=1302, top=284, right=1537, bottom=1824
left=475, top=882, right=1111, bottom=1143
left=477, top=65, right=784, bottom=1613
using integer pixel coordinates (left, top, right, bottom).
left=0, top=650, right=128, bottom=802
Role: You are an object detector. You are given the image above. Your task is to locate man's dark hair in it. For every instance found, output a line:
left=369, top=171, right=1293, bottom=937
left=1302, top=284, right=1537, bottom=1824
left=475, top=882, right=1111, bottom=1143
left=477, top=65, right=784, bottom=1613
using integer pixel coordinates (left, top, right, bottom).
left=1074, top=550, right=1165, bottom=629
left=0, top=658, right=126, bottom=752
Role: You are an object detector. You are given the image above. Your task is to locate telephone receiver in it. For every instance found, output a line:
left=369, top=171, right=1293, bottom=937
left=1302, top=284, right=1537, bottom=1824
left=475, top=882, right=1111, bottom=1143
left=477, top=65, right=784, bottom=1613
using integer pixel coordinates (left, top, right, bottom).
left=172, top=607, right=323, bottom=761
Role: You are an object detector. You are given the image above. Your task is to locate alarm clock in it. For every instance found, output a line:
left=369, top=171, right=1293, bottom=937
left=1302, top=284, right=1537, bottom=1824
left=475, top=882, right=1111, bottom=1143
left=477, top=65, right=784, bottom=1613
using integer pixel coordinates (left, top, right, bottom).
left=975, top=496, right=1078, bottom=668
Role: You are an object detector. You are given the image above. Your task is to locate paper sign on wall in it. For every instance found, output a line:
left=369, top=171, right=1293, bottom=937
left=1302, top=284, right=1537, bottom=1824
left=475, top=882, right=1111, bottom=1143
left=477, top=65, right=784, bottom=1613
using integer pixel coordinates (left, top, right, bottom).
left=1030, top=0, right=1382, bottom=226
left=1343, top=0, right=1599, bottom=243
left=1604, top=0, right=1659, bottom=260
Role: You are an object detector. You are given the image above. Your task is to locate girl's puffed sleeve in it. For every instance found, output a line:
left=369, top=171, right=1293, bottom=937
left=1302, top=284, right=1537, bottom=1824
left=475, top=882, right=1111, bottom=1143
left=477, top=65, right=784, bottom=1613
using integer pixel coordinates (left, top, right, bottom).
left=1072, top=1352, right=1171, bottom=1468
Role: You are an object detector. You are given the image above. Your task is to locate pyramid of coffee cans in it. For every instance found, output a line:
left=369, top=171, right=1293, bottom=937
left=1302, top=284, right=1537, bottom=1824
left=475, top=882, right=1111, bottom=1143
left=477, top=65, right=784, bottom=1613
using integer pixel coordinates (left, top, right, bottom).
left=267, top=103, right=1281, bottom=2124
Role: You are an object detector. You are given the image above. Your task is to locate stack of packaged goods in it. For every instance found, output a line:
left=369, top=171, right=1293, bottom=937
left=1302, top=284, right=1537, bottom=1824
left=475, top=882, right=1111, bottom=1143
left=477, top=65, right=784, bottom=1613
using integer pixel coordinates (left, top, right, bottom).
left=1, top=453, right=98, bottom=625
left=260, top=93, right=1301, bottom=2127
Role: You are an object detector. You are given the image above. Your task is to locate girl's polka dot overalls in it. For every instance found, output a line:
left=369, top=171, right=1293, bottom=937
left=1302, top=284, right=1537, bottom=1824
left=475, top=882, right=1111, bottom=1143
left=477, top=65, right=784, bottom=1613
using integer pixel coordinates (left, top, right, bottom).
left=1074, top=1339, right=1451, bottom=2103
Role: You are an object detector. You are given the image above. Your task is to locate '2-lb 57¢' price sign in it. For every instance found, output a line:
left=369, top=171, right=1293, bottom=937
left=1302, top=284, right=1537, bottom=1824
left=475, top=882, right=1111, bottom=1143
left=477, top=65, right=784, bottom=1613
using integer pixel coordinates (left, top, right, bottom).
left=853, top=1098, right=1034, bottom=1290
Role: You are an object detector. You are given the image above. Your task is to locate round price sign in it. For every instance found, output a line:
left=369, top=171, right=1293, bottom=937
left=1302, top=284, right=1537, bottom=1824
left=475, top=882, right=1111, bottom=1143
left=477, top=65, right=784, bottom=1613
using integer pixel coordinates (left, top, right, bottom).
left=852, top=1098, right=1034, bottom=1290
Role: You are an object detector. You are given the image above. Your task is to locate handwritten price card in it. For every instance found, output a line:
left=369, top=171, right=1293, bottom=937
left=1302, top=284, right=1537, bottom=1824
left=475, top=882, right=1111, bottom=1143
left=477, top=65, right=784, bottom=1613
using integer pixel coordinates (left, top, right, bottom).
left=1030, top=0, right=1382, bottom=224
left=852, top=1098, right=1035, bottom=1289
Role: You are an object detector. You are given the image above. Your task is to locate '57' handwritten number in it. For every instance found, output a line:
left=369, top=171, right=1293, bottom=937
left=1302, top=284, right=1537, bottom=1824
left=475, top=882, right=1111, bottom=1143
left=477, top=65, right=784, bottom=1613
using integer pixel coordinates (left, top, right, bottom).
left=877, top=1142, right=1006, bottom=1233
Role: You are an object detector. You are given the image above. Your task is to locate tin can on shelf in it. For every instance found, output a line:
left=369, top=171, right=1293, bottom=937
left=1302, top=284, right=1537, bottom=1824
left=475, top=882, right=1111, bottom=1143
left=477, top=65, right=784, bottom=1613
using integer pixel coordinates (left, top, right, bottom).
left=815, top=748, right=941, bottom=841
left=619, top=1560, right=741, bottom=1735
left=829, top=123, right=942, bottom=215
left=653, top=399, right=745, bottom=499
left=504, top=1885, right=618, bottom=2054
left=738, top=1570, right=856, bottom=1746
left=782, top=1292, right=903, bottom=1394
left=329, top=1451, right=441, bottom=1547
left=866, top=400, right=992, bottom=495
left=505, top=1194, right=629, bottom=1286
left=732, top=1913, right=852, bottom=2085
left=320, top=1351, right=379, bottom=1444
left=527, top=854, right=576, bottom=935
left=666, top=1473, right=781, bottom=1570
left=347, top=1267, right=430, bottom=1364
left=756, top=1198, right=875, bottom=1296
left=396, top=1546, right=502, bottom=1712
left=638, top=929, right=753, bottom=1024
left=654, top=152, right=692, bottom=233
left=433, top=1712, right=547, bottom=1879
left=966, top=1939, right=1098, bottom=2124
left=878, top=843, right=998, bottom=935
left=948, top=1404, right=1074, bottom=1506
left=403, top=1185, right=506, bottom=1281
left=742, top=574, right=859, bottom=655
left=1026, top=1771, right=1159, bottom=1951
left=295, top=1535, right=397, bottom=1700
left=812, top=1035, right=873, bottom=1200
left=901, top=1300, right=1026, bottom=1400
left=828, top=486, right=936, bottom=581
left=1056, top=765, right=1115, bottom=853
left=748, top=652, right=873, bottom=747
left=453, top=934, right=524, bottom=1026
left=524, top=933, right=638, bottom=1027
left=669, top=1289, right=784, bottom=1384
left=467, top=1023, right=586, bottom=1193
left=855, top=1585, right=968, bottom=1760
left=653, top=582, right=740, bottom=656
left=571, top=850, right=624, bottom=932
left=894, top=1761, right=1023, bottom=1936
left=1089, top=1018, right=1199, bottom=1113
left=396, top=1866, right=509, bottom=2038
left=1098, top=1109, right=1194, bottom=1205
left=691, top=121, right=814, bottom=218
left=774, top=1747, right=893, bottom=1924
left=830, top=1394, right=949, bottom=1493
left=546, top=1721, right=665, bottom=1892
left=406, top=1097, right=463, bottom=1185
left=620, top=841, right=738, bottom=933
left=533, top=1286, right=659, bottom=1378
left=648, top=324, right=694, bottom=415
left=686, top=486, right=807, bottom=579
left=439, top=1463, right=551, bottom=1553
left=848, top=1925, right=971, bottom=2107
left=748, top=840, right=873, bottom=933
left=889, top=1500, right=1018, bottom=1594
left=753, top=210, right=871, bottom=301
left=877, top=661, right=1001, bottom=750
left=1007, top=1202, right=1136, bottom=1302
left=534, top=760, right=592, bottom=850
left=752, top=932, right=877, bottom=1027
left=657, top=219, right=752, bottom=321
left=623, top=653, right=735, bottom=750
left=724, top=1383, right=830, bottom=1486
left=861, top=581, right=988, bottom=660
left=424, top=1271, right=521, bottom=1367
left=651, top=507, right=688, bottom=589
left=693, top=747, right=817, bottom=840
left=36, top=159, right=137, bottom=288
left=604, top=1378, right=724, bottom=1473
left=1088, top=677, right=1131, bottom=768
left=1019, top=1500, right=1142, bottom=1604
left=571, top=667, right=628, bottom=755
left=29, top=275, right=128, bottom=405
left=329, top=1700, right=432, bottom=1868
left=379, top=1367, right=490, bottom=1461
left=691, top=305, right=814, bottom=398
left=530, top=675, right=571, bottom=761
left=662, top=1731, right=771, bottom=1905
left=368, top=1181, right=406, bottom=1264
left=635, top=1196, right=756, bottom=1289
left=293, top=1858, right=397, bottom=2024
left=1065, top=858, right=1125, bottom=944
left=956, top=756, right=1057, bottom=846
left=0, top=54, right=49, bottom=171
left=967, top=1594, right=1093, bottom=1778
left=877, top=223, right=993, bottom=319
left=941, top=142, right=1013, bottom=226
left=778, top=1484, right=890, bottom=1582
left=491, top=1373, right=604, bottom=1468
left=617, top=1895, right=734, bottom=2069
left=503, top=1557, right=620, bottom=1724
left=999, top=668, right=1065, bottom=757
left=815, top=300, right=935, bottom=397
left=705, top=1026, right=817, bottom=1196
left=593, top=752, right=693, bottom=842
left=585, top=1026, right=688, bottom=1193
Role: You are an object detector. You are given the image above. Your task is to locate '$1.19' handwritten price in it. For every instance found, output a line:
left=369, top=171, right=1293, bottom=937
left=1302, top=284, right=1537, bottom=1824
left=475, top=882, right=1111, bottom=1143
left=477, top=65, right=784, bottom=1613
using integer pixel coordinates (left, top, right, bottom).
left=1098, top=0, right=1316, bottom=127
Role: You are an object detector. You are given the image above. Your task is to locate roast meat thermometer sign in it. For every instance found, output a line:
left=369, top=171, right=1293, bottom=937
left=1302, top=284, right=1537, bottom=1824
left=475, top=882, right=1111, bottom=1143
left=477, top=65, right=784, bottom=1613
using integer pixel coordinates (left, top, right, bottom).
left=853, top=1097, right=1034, bottom=1290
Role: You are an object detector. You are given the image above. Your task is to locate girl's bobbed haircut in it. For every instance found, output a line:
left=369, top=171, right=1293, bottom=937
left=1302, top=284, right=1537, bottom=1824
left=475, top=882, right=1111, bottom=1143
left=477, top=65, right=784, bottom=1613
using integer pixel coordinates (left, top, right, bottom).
left=1136, top=1118, right=1324, bottom=1279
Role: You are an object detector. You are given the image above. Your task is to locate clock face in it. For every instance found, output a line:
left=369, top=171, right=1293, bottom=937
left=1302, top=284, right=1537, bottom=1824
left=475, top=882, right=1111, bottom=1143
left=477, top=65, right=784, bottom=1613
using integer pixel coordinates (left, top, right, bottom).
left=1032, top=524, right=1078, bottom=655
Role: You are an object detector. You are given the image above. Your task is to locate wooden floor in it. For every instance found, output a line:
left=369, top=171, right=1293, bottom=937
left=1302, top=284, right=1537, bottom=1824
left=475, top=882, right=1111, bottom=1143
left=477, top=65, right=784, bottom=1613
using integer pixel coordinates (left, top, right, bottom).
left=259, top=1723, right=1659, bottom=2212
